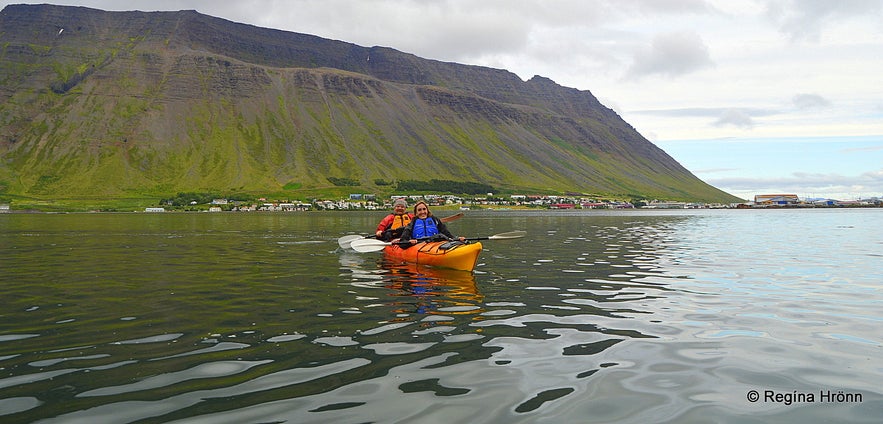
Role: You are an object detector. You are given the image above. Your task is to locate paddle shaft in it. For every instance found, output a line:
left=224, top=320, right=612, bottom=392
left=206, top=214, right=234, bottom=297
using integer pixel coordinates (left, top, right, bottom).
left=338, top=212, right=464, bottom=248
left=350, top=230, right=525, bottom=252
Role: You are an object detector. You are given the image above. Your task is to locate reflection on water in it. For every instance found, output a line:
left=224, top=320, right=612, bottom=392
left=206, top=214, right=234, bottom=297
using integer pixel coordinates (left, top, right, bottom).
left=366, top=260, right=481, bottom=316
left=1, top=210, right=881, bottom=423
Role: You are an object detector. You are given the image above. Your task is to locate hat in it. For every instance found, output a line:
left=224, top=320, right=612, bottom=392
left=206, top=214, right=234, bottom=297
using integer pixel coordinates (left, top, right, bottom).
left=393, top=198, right=408, bottom=207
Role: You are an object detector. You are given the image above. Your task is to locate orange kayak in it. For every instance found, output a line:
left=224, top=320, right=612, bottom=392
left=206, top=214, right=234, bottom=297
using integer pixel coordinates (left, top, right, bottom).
left=383, top=241, right=482, bottom=272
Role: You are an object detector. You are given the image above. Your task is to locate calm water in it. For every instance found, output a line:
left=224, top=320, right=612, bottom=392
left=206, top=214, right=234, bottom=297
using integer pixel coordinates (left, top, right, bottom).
left=1, top=209, right=881, bottom=423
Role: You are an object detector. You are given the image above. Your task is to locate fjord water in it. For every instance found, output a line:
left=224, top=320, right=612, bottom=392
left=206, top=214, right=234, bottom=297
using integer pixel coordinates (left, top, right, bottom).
left=1, top=209, right=880, bottom=423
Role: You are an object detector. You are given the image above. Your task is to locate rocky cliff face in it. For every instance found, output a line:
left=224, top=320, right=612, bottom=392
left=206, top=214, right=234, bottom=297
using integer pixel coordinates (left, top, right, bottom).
left=0, top=4, right=739, bottom=202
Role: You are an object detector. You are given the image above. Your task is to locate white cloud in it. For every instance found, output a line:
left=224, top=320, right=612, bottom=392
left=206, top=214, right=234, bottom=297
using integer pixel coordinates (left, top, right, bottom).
left=694, top=167, right=741, bottom=174
left=792, top=93, right=831, bottom=110
left=840, top=144, right=883, bottom=153
left=633, top=107, right=775, bottom=118
left=707, top=168, right=883, bottom=200
left=625, top=31, right=714, bottom=79
left=713, top=109, right=755, bottom=129
left=766, top=0, right=883, bottom=42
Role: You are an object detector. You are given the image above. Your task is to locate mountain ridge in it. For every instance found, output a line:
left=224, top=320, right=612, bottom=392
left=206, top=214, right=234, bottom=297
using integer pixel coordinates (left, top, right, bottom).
left=0, top=4, right=741, bottom=206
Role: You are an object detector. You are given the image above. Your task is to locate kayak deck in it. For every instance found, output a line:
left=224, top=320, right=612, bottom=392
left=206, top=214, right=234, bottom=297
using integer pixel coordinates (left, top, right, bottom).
left=383, top=241, right=482, bottom=272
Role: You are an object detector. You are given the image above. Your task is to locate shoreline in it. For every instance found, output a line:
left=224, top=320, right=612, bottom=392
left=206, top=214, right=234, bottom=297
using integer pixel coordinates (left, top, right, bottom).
left=2, top=203, right=881, bottom=214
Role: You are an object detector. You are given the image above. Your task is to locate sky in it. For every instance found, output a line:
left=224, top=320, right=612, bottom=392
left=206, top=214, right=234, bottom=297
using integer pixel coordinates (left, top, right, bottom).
left=4, top=0, right=882, bottom=201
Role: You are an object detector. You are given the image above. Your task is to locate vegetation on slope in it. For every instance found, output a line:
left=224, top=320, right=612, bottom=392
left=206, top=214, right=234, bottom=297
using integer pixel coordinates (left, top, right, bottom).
left=0, top=4, right=742, bottom=210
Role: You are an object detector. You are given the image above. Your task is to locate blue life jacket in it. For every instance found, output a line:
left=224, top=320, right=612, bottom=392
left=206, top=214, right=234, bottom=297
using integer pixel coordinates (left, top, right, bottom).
left=411, top=217, right=439, bottom=239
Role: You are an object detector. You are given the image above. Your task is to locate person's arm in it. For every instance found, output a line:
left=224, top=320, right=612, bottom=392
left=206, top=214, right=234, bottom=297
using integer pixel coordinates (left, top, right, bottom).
left=375, top=214, right=393, bottom=237
left=436, top=219, right=452, bottom=239
left=436, top=218, right=465, bottom=242
left=399, top=222, right=413, bottom=242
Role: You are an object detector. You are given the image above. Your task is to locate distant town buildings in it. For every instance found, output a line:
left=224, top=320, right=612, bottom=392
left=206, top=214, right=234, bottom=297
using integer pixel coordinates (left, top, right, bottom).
left=754, top=194, right=800, bottom=206
left=7, top=192, right=878, bottom=213
left=748, top=194, right=881, bottom=208
left=138, top=192, right=880, bottom=212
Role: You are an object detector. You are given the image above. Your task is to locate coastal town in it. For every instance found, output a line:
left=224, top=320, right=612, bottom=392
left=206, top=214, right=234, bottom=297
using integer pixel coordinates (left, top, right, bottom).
left=141, top=192, right=881, bottom=213
left=2, top=192, right=880, bottom=214
left=2, top=193, right=879, bottom=214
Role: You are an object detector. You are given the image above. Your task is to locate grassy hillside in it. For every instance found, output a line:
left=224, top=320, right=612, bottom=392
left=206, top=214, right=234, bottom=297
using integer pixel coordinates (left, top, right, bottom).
left=0, top=4, right=742, bottom=209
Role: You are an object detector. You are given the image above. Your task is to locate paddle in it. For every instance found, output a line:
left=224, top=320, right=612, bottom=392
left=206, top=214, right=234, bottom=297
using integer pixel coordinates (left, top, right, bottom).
left=337, top=212, right=465, bottom=249
left=350, top=230, right=527, bottom=253
left=440, top=211, right=464, bottom=223
left=338, top=234, right=370, bottom=249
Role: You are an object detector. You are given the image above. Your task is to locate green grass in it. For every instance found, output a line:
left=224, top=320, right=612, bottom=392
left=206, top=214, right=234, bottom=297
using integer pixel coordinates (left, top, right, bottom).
left=0, top=28, right=743, bottom=209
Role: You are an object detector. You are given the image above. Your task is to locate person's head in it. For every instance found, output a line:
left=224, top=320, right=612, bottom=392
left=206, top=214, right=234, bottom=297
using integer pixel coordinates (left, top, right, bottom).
left=413, top=201, right=431, bottom=219
left=392, top=198, right=408, bottom=215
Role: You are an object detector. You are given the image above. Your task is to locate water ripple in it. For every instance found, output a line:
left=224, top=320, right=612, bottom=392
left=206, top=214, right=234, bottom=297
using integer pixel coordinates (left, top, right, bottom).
left=3, top=210, right=880, bottom=423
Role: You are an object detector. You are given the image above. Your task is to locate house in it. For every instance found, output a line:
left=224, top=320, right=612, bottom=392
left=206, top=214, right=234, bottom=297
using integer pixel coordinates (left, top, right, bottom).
left=754, top=194, right=800, bottom=206
left=645, top=201, right=687, bottom=209
left=811, top=199, right=836, bottom=206
left=581, top=202, right=606, bottom=209
left=550, top=203, right=575, bottom=209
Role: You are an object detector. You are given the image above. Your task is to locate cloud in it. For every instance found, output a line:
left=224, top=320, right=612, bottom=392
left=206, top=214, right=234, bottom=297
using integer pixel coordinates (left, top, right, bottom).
left=632, top=107, right=778, bottom=130
left=633, top=107, right=776, bottom=118
left=713, top=109, right=755, bottom=129
left=707, top=168, right=883, bottom=199
left=630, top=0, right=718, bottom=15
left=766, top=0, right=883, bottom=42
left=840, top=144, right=883, bottom=153
left=631, top=106, right=784, bottom=130
left=275, top=1, right=535, bottom=61
left=694, top=167, right=742, bottom=174
left=792, top=93, right=831, bottom=110
left=625, top=31, right=714, bottom=79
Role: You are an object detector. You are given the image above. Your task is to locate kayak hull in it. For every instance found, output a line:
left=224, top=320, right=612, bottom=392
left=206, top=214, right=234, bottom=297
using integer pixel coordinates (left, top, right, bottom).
left=384, top=241, right=482, bottom=272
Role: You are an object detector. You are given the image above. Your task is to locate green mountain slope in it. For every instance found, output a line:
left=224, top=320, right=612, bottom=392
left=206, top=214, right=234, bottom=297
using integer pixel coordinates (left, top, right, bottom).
left=0, top=4, right=741, bottom=205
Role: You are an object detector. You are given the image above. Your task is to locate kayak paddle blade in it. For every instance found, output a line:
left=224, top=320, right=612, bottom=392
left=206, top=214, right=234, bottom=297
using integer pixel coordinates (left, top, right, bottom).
left=485, top=230, right=527, bottom=240
left=350, top=238, right=391, bottom=253
left=337, top=234, right=365, bottom=249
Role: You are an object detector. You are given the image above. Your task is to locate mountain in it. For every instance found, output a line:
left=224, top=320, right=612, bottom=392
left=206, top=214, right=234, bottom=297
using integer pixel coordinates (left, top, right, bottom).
left=0, top=4, right=741, bottom=206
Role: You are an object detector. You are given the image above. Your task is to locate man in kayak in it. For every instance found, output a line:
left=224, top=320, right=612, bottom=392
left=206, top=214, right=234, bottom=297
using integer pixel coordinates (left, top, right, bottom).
left=400, top=201, right=466, bottom=245
left=375, top=198, right=412, bottom=241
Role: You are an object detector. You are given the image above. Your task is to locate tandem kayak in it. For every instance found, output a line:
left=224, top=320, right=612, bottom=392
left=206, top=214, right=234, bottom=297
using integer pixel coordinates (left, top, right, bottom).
left=383, top=240, right=482, bottom=272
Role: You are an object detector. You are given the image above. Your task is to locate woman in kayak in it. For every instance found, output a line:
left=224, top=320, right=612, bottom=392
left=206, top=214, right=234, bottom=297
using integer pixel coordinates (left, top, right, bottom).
left=375, top=198, right=412, bottom=241
left=400, top=201, right=466, bottom=245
